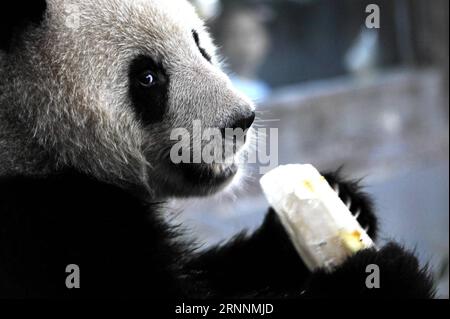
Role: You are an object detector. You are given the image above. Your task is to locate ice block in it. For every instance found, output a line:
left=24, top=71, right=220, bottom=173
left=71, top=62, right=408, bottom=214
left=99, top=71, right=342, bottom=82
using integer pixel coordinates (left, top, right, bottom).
left=260, top=164, right=375, bottom=272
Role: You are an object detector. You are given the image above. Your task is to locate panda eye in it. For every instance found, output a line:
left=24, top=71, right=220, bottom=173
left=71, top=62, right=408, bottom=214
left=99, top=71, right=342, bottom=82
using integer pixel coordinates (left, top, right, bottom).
left=129, top=56, right=169, bottom=124
left=137, top=70, right=157, bottom=87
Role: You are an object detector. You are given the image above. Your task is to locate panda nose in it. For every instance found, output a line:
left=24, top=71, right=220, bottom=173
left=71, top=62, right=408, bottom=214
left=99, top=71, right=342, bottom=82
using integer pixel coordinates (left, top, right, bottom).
left=230, top=112, right=256, bottom=131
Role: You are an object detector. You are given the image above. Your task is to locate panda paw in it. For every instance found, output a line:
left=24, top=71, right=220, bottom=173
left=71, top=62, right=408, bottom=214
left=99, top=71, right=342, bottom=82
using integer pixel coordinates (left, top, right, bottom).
left=323, top=170, right=378, bottom=239
left=303, top=243, right=435, bottom=299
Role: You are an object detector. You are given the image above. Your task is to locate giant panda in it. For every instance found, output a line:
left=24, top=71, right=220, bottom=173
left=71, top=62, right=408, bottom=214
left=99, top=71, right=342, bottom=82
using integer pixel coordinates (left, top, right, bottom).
left=0, top=0, right=434, bottom=299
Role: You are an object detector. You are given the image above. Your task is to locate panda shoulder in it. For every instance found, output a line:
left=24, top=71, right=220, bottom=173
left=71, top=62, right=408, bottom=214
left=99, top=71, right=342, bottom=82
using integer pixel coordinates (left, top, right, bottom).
left=0, top=170, right=156, bottom=221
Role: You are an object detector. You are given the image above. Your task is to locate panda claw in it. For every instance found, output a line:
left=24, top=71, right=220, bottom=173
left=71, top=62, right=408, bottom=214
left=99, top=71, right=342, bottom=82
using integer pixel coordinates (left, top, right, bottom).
left=346, top=199, right=352, bottom=210
left=333, top=184, right=340, bottom=195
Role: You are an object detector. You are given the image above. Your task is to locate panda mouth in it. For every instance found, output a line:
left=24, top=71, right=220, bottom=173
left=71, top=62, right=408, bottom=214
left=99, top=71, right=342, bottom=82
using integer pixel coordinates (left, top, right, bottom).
left=177, top=162, right=239, bottom=188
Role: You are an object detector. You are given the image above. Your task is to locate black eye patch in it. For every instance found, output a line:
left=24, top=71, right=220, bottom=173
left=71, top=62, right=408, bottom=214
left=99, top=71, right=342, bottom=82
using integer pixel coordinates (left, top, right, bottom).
left=192, top=30, right=212, bottom=63
left=128, top=56, right=169, bottom=125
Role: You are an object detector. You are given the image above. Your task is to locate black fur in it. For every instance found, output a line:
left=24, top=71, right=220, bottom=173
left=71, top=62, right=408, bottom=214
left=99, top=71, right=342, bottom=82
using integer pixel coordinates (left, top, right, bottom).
left=0, top=0, right=47, bottom=52
left=303, top=243, right=435, bottom=298
left=0, top=170, right=435, bottom=299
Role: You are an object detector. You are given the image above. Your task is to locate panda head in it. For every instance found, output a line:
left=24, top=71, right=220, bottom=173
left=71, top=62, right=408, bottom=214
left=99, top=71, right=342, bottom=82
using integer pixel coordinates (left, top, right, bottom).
left=0, top=0, right=256, bottom=199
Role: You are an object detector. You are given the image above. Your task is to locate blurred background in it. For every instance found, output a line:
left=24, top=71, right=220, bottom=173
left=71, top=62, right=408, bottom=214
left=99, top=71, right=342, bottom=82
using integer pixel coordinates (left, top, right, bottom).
left=171, top=0, right=449, bottom=297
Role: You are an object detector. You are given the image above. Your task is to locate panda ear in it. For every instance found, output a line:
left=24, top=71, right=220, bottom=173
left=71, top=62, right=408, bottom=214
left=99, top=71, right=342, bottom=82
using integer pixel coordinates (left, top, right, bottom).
left=0, top=0, right=47, bottom=52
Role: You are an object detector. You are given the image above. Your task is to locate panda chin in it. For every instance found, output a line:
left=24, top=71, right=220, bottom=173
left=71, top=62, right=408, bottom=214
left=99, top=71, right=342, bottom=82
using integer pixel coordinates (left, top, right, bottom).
left=160, top=161, right=239, bottom=197
left=179, top=162, right=239, bottom=191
